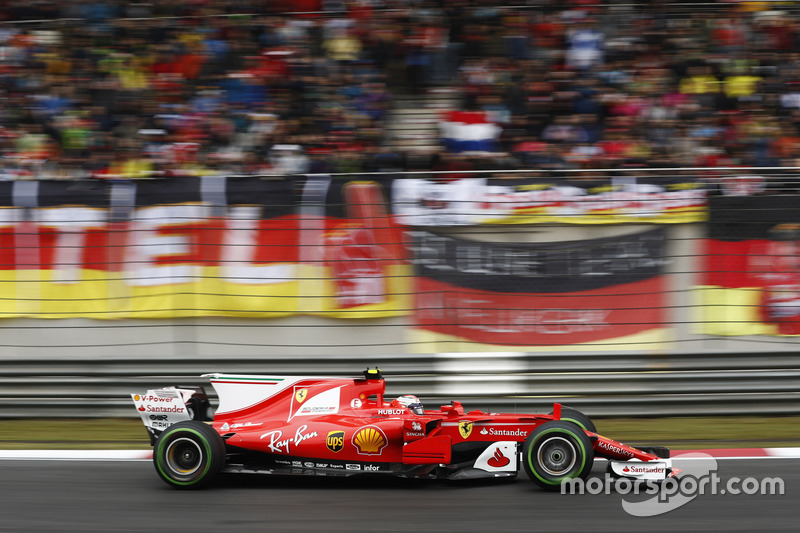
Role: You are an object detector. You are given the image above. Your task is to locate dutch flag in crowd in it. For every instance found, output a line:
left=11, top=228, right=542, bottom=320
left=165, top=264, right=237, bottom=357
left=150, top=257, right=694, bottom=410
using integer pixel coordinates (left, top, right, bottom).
left=440, top=111, right=501, bottom=153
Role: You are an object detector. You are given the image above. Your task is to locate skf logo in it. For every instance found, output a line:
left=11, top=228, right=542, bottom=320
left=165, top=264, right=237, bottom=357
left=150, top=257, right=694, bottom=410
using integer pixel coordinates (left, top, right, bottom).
left=458, top=421, right=473, bottom=439
left=352, top=426, right=388, bottom=455
left=295, top=388, right=308, bottom=403
left=326, top=431, right=345, bottom=453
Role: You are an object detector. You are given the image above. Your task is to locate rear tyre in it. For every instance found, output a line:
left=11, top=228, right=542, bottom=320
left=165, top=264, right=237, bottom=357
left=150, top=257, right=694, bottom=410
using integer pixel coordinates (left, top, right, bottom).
left=153, top=421, right=226, bottom=489
left=522, top=421, right=595, bottom=491
left=550, top=406, right=597, bottom=434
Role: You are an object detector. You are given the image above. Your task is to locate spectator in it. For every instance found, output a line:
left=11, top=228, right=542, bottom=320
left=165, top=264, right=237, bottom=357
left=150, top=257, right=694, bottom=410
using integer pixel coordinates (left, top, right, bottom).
left=565, top=18, right=604, bottom=71
left=1, top=1, right=800, bottom=180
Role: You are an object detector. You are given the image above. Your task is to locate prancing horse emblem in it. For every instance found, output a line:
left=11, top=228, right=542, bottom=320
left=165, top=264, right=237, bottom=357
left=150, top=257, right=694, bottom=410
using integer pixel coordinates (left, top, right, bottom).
left=295, top=389, right=308, bottom=403
left=459, top=421, right=473, bottom=439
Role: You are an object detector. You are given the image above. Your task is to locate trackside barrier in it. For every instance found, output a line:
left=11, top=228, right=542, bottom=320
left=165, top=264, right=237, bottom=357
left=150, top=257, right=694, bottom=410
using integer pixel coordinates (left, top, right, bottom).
left=1, top=351, right=798, bottom=418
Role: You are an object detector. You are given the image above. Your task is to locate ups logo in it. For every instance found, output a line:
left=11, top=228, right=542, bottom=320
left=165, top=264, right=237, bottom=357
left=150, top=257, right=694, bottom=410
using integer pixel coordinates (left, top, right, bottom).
left=326, top=430, right=345, bottom=453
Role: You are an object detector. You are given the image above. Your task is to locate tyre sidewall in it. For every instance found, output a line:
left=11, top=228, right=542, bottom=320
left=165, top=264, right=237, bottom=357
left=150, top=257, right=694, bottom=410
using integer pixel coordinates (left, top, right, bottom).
left=522, top=421, right=594, bottom=490
left=153, top=421, right=224, bottom=489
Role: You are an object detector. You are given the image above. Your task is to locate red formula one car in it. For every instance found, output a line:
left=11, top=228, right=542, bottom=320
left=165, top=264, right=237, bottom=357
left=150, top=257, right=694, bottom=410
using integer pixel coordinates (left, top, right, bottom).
left=131, top=369, right=677, bottom=490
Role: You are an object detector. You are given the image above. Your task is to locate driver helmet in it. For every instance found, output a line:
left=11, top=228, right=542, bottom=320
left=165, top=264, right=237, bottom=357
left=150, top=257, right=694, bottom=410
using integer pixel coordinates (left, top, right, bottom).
left=392, top=394, right=424, bottom=415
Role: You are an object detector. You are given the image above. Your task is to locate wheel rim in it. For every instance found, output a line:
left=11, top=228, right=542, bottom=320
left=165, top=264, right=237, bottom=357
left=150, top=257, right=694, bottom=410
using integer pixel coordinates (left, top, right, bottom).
left=165, top=437, right=204, bottom=476
left=537, top=436, right=577, bottom=476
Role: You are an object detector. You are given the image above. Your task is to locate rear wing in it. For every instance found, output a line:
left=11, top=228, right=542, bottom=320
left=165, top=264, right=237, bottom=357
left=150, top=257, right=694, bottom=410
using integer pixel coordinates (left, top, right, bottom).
left=131, top=386, right=211, bottom=445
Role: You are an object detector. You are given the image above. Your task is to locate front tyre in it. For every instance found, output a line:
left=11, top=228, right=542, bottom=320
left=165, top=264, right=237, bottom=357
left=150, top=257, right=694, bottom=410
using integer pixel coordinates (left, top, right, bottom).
left=522, top=421, right=594, bottom=491
left=550, top=406, right=597, bottom=433
left=153, top=421, right=226, bottom=489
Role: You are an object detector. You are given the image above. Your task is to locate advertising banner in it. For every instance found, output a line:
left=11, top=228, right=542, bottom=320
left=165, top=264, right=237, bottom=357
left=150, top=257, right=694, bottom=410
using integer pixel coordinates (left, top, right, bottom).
left=392, top=175, right=706, bottom=226
left=312, top=176, right=411, bottom=318
left=407, top=227, right=669, bottom=351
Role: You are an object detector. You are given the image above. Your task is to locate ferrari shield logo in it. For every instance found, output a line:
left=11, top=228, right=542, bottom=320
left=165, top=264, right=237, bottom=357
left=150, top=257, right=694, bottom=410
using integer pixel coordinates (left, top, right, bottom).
left=458, top=421, right=473, bottom=439
left=295, top=388, right=308, bottom=404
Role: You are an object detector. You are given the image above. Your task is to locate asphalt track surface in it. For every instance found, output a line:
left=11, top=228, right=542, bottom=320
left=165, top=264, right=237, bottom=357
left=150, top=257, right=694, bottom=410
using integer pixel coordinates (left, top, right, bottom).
left=0, top=458, right=795, bottom=532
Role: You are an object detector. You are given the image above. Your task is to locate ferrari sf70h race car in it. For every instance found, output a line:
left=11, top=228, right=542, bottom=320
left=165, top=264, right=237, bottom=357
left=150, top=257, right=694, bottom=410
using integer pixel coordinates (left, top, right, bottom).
left=131, top=368, right=678, bottom=490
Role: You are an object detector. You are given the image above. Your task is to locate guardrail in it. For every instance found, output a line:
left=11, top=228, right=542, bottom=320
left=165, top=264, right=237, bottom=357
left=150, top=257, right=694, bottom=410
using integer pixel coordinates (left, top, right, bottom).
left=2, top=352, right=798, bottom=418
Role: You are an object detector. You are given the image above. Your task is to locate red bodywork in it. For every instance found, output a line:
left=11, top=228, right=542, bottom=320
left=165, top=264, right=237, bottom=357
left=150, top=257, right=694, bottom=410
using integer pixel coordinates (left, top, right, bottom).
left=207, top=373, right=661, bottom=473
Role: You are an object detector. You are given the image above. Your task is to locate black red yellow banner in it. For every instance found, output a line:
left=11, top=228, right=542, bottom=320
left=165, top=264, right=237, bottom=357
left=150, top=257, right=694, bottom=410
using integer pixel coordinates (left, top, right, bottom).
left=698, top=194, right=800, bottom=336
left=0, top=176, right=410, bottom=319
left=408, top=228, right=669, bottom=350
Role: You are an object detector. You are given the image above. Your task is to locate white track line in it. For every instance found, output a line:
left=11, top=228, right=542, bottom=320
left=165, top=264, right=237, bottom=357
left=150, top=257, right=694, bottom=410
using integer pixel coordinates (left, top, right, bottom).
left=0, top=450, right=153, bottom=461
left=765, top=447, right=800, bottom=457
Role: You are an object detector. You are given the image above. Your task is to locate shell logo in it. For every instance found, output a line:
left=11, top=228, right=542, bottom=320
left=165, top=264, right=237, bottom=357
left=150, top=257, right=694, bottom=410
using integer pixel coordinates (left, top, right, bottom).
left=352, top=426, right=388, bottom=455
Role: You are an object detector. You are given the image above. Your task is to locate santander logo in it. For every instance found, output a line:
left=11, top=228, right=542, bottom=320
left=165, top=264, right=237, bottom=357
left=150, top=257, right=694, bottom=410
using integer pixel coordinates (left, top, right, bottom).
left=620, top=464, right=665, bottom=475
left=487, top=447, right=510, bottom=468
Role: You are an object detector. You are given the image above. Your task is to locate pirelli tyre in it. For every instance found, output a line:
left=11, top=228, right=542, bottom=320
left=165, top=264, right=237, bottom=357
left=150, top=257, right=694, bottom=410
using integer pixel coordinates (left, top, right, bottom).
left=153, top=421, right=226, bottom=489
left=522, top=421, right=595, bottom=491
left=551, top=406, right=597, bottom=434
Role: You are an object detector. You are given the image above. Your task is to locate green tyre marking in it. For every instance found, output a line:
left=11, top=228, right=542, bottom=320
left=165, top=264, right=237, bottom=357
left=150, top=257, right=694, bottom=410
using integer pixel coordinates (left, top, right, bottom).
left=155, top=428, right=213, bottom=487
left=527, top=428, right=587, bottom=486
left=561, top=417, right=587, bottom=431
left=551, top=407, right=596, bottom=433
